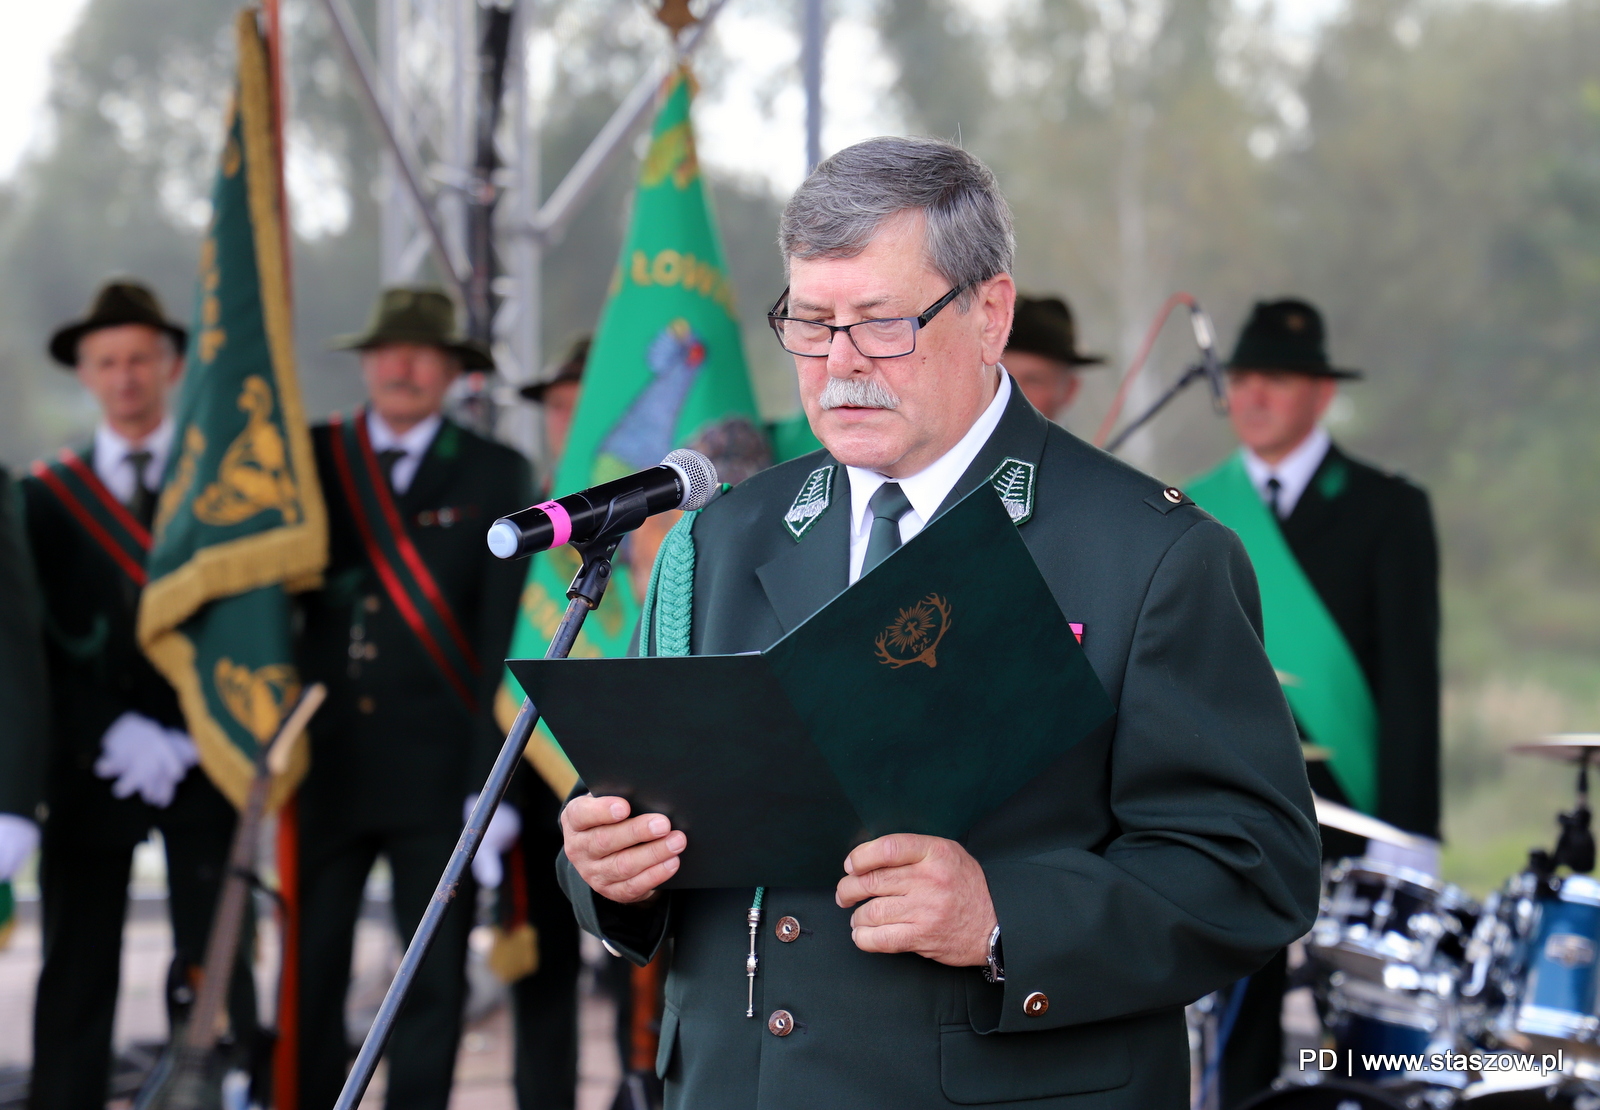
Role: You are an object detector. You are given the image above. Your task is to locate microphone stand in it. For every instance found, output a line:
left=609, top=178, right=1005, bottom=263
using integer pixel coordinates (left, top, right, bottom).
left=1105, top=362, right=1219, bottom=454
left=333, top=533, right=625, bottom=1110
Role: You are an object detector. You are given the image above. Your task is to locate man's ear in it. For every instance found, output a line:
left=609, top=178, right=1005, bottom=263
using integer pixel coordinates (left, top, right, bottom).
left=1311, top=378, right=1338, bottom=420
left=977, top=274, right=1016, bottom=366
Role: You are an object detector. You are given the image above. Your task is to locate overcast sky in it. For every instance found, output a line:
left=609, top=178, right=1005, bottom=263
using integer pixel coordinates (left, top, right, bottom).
left=0, top=0, right=1351, bottom=193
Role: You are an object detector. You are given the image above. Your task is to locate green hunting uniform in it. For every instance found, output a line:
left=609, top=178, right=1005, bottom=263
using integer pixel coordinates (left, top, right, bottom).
left=558, top=381, right=1322, bottom=1109
left=0, top=466, right=48, bottom=825
left=295, top=412, right=531, bottom=1110
left=19, top=446, right=256, bottom=1110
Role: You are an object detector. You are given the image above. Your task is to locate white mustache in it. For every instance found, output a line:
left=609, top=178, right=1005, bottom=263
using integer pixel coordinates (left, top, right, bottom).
left=818, top=376, right=901, bottom=410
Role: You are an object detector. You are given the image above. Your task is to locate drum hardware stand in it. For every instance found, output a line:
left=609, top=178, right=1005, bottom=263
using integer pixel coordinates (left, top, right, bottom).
left=332, top=533, right=626, bottom=1110
left=1531, top=750, right=1595, bottom=886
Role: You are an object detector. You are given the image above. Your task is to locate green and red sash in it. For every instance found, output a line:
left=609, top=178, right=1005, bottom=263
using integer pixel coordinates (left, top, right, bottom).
left=327, top=410, right=481, bottom=711
left=29, top=448, right=151, bottom=587
left=1186, top=452, right=1379, bottom=813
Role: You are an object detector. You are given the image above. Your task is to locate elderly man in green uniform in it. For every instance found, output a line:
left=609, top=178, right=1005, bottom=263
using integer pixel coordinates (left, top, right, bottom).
left=1003, top=294, right=1104, bottom=421
left=293, top=288, right=532, bottom=1110
left=553, top=137, right=1321, bottom=1109
left=1187, top=298, right=1441, bottom=1107
left=19, top=281, right=257, bottom=1109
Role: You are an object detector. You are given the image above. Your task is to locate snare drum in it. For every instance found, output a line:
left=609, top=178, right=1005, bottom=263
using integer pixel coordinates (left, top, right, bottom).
left=1311, top=859, right=1480, bottom=983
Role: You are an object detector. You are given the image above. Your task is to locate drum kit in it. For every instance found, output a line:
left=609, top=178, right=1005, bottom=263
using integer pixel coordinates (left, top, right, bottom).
left=1221, top=736, right=1600, bottom=1110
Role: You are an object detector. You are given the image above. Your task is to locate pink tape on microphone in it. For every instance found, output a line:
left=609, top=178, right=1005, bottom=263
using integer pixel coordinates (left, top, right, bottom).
left=535, top=501, right=572, bottom=548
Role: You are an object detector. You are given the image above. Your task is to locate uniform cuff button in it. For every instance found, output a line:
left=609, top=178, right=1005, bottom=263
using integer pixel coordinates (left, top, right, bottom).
left=1023, top=991, right=1050, bottom=1017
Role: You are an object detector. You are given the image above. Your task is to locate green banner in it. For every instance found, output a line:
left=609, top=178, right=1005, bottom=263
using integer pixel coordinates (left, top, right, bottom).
left=499, top=66, right=770, bottom=795
left=1186, top=452, right=1378, bottom=812
left=137, top=11, right=326, bottom=811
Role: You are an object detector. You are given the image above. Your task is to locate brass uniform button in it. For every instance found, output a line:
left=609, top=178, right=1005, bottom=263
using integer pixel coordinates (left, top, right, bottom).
left=1162, top=487, right=1183, bottom=504
left=358, top=696, right=376, bottom=715
left=365, top=595, right=381, bottom=613
left=767, top=1009, right=795, bottom=1037
left=1023, top=992, right=1050, bottom=1017
left=363, top=642, right=379, bottom=660
left=775, top=916, right=801, bottom=943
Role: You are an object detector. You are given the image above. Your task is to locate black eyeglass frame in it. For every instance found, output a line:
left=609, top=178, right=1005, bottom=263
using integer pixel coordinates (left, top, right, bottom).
left=765, top=283, right=971, bottom=359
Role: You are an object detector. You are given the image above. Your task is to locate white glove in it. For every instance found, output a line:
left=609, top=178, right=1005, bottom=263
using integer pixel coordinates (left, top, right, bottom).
left=465, top=794, right=522, bottom=889
left=0, top=814, right=39, bottom=881
left=94, top=712, right=200, bottom=808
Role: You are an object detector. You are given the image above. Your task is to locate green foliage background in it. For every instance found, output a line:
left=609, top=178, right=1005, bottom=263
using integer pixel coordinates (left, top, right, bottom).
left=4, top=0, right=1598, bottom=895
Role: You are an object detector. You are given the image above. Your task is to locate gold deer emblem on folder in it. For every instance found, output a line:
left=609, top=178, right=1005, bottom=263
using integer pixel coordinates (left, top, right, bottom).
left=874, top=594, right=952, bottom=670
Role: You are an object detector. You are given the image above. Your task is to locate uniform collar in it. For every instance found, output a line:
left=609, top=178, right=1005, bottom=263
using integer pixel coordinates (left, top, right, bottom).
left=1241, top=425, right=1330, bottom=519
left=366, top=409, right=442, bottom=458
left=93, top=415, right=175, bottom=499
left=844, top=372, right=1011, bottom=541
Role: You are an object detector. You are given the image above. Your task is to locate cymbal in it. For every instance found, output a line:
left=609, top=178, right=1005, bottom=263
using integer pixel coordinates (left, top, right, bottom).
left=1302, top=744, right=1333, bottom=762
left=1312, top=795, right=1431, bottom=851
left=1511, top=734, right=1600, bottom=761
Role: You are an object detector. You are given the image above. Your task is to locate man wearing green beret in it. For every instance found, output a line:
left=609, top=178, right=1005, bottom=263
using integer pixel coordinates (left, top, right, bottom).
left=17, top=280, right=257, bottom=1108
left=1003, top=294, right=1105, bottom=421
left=292, top=288, right=533, bottom=1110
left=554, top=137, right=1320, bottom=1110
left=1186, top=297, right=1441, bottom=1106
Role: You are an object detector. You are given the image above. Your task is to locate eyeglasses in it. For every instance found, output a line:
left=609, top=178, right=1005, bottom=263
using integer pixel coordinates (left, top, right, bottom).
left=766, top=284, right=969, bottom=359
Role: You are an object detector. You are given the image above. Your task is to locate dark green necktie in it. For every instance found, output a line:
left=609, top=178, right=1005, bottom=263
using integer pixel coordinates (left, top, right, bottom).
left=125, top=449, right=156, bottom=530
left=861, top=482, right=912, bottom=577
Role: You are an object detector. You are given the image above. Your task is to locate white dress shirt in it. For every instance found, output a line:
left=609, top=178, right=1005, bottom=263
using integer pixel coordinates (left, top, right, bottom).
left=93, top=416, right=175, bottom=505
left=366, top=410, right=442, bottom=495
left=845, top=372, right=1012, bottom=584
left=1241, top=425, right=1330, bottom=520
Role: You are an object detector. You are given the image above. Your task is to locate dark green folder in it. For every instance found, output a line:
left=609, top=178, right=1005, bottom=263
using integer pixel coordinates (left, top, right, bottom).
left=508, top=484, right=1114, bottom=888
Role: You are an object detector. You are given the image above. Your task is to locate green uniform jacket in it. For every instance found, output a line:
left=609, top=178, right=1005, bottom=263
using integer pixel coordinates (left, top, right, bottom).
left=1282, top=443, right=1440, bottom=841
left=0, top=467, right=48, bottom=819
left=297, top=417, right=533, bottom=833
left=557, top=384, right=1322, bottom=1109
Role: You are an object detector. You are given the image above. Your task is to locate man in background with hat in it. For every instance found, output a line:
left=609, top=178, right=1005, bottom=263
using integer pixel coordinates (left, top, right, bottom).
left=17, top=280, right=257, bottom=1108
left=1186, top=297, right=1440, bottom=1107
left=292, top=287, right=533, bottom=1110
left=1002, top=294, right=1104, bottom=421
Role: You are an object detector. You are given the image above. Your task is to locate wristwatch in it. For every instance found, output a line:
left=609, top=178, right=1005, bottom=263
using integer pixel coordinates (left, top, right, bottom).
left=983, top=924, right=1005, bottom=984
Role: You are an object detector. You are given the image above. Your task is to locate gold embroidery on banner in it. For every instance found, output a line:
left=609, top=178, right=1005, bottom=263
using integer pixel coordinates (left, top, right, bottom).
left=197, top=236, right=227, bottom=365
left=640, top=119, right=699, bottom=190
left=214, top=658, right=300, bottom=743
left=154, top=425, right=206, bottom=537
left=194, top=376, right=301, bottom=526
left=874, top=594, right=952, bottom=670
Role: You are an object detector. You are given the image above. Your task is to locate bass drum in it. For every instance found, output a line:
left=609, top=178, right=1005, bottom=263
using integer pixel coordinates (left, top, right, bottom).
left=1457, top=1087, right=1587, bottom=1108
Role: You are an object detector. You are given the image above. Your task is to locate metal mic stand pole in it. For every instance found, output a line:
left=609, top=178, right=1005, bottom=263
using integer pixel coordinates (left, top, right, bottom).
left=1104, top=363, right=1210, bottom=454
left=333, top=534, right=624, bottom=1110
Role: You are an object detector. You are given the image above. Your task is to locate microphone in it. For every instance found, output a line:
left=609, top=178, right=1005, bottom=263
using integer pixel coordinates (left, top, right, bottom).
left=1185, top=302, right=1226, bottom=405
left=486, top=448, right=719, bottom=560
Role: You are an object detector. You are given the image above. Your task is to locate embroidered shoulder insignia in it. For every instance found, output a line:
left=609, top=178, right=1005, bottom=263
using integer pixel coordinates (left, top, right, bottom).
left=783, top=465, right=835, bottom=540
left=987, top=457, right=1036, bottom=525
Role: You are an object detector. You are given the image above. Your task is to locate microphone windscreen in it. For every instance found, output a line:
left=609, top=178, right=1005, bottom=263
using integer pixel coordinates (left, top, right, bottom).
left=662, top=448, right=719, bottom=510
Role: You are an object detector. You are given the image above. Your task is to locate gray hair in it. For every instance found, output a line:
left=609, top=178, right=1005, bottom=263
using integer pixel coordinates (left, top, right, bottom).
left=779, top=137, right=1015, bottom=309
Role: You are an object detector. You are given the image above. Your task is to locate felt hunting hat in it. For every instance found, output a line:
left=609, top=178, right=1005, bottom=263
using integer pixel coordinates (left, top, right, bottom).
left=49, top=280, right=188, bottom=367
left=331, top=287, right=493, bottom=370
left=1005, top=295, right=1105, bottom=367
left=519, top=334, right=590, bottom=402
left=1228, top=298, right=1362, bottom=380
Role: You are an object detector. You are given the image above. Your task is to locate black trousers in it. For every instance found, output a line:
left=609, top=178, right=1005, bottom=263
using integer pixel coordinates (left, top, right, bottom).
left=29, top=762, right=256, bottom=1110
left=507, top=781, right=580, bottom=1110
left=295, top=820, right=473, bottom=1110
left=1220, top=947, right=1290, bottom=1110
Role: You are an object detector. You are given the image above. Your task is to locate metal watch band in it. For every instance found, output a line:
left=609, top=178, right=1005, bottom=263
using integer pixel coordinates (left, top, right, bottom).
left=984, top=924, right=1005, bottom=984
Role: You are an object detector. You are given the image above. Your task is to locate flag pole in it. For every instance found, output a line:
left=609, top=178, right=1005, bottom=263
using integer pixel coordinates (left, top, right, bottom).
left=261, top=0, right=292, bottom=291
